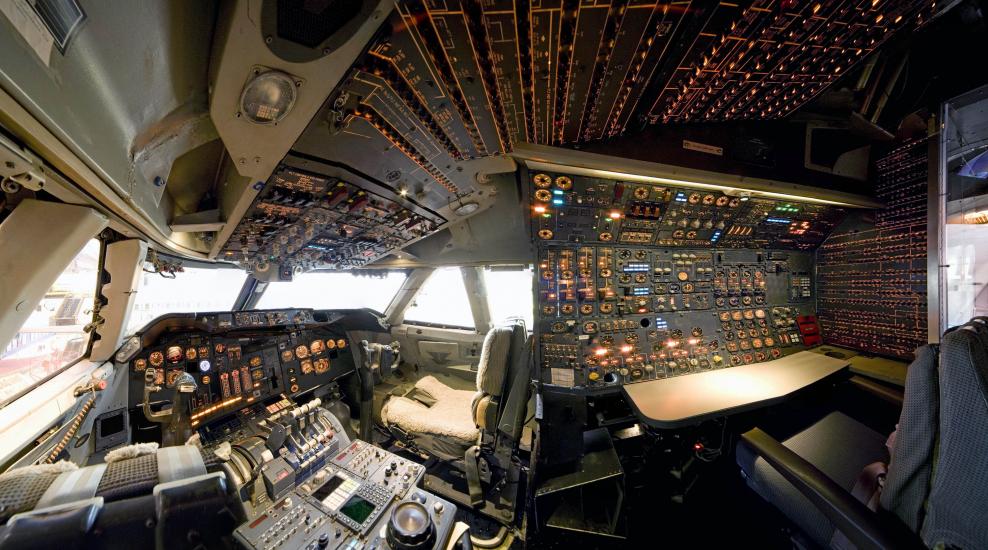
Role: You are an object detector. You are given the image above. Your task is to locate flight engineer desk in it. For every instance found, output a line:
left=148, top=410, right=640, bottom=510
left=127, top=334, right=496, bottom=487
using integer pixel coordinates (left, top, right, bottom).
left=622, top=351, right=850, bottom=428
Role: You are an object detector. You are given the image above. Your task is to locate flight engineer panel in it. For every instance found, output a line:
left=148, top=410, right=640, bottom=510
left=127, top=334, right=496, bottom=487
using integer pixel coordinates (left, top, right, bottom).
left=529, top=172, right=845, bottom=389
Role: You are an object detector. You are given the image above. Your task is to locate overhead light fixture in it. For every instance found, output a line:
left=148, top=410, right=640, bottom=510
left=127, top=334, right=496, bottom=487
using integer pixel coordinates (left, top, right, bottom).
left=240, top=70, right=298, bottom=125
left=453, top=201, right=479, bottom=216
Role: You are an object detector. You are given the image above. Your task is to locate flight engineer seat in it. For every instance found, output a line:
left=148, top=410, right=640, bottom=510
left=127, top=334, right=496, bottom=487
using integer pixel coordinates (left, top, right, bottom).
left=737, top=317, right=988, bottom=549
left=381, top=321, right=531, bottom=519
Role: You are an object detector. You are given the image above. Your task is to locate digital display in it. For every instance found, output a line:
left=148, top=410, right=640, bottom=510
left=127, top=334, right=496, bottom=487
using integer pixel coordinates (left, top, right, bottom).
left=313, top=475, right=345, bottom=502
left=339, top=495, right=376, bottom=525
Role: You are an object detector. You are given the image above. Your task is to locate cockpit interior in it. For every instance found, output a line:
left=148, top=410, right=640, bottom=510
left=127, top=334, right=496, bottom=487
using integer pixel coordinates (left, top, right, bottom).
left=0, top=1, right=986, bottom=548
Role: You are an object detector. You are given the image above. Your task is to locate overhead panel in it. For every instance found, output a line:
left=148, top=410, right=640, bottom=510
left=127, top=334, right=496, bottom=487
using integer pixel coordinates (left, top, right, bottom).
left=298, top=0, right=935, bottom=178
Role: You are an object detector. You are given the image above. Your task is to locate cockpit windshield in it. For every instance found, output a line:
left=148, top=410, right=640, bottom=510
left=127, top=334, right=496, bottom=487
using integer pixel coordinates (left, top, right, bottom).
left=125, top=265, right=248, bottom=336
left=255, top=271, right=408, bottom=313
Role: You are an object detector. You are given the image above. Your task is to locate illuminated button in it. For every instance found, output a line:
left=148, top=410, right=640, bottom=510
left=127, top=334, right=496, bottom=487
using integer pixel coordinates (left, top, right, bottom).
left=588, top=371, right=600, bottom=381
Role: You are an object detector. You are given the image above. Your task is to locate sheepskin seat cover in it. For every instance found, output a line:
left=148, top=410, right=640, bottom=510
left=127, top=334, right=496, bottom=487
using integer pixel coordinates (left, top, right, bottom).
left=382, top=375, right=479, bottom=453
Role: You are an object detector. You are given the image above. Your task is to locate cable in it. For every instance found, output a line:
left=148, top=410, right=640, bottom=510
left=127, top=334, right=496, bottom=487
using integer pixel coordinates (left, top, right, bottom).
left=42, top=392, right=96, bottom=464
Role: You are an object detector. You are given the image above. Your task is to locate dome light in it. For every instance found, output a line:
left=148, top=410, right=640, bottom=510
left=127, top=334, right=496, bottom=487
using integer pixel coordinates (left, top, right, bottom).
left=240, top=71, right=297, bottom=125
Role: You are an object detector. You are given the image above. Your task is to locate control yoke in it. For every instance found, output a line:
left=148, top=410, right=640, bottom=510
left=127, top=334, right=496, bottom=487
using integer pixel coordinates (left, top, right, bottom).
left=143, top=368, right=197, bottom=446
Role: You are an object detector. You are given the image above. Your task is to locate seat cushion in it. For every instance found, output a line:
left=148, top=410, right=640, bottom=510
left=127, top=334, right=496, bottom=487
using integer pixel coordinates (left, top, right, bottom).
left=381, top=376, right=479, bottom=460
left=737, top=412, right=888, bottom=547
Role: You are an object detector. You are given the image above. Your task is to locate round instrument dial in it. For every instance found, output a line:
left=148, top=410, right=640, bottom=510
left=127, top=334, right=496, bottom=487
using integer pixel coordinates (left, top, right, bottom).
left=281, top=350, right=294, bottom=362
left=554, top=176, right=572, bottom=190
left=326, top=339, right=337, bottom=350
left=336, top=339, right=347, bottom=349
left=310, top=340, right=325, bottom=355
left=295, top=345, right=309, bottom=359
left=133, top=358, right=147, bottom=372
left=533, top=173, right=552, bottom=188
left=166, top=369, right=183, bottom=386
left=165, top=346, right=183, bottom=364
left=149, top=351, right=164, bottom=367
left=185, top=348, right=197, bottom=361
left=300, top=360, right=314, bottom=374
left=198, top=346, right=210, bottom=358
left=314, top=358, right=330, bottom=374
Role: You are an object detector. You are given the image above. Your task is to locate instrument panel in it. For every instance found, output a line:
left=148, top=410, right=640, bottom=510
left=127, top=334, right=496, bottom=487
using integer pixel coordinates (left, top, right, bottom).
left=127, top=309, right=365, bottom=427
left=220, top=166, right=444, bottom=276
left=529, top=172, right=838, bottom=389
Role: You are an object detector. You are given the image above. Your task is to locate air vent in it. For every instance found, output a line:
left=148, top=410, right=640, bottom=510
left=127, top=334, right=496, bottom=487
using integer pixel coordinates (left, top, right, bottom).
left=276, top=0, right=362, bottom=49
left=30, top=0, right=85, bottom=53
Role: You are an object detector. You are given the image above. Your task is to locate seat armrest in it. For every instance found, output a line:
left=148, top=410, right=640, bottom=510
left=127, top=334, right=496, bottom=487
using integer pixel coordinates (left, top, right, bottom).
left=739, top=428, right=923, bottom=550
left=849, top=375, right=904, bottom=407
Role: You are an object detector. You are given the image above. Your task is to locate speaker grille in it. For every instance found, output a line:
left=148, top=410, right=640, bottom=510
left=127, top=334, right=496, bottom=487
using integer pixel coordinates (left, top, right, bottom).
left=277, top=0, right=363, bottom=49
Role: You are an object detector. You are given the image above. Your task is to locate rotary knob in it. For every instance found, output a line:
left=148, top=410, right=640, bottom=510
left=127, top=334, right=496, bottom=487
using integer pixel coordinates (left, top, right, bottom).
left=386, top=501, right=436, bottom=550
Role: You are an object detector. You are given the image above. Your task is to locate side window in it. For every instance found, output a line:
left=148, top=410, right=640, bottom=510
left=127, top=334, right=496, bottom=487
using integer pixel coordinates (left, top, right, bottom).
left=0, top=239, right=101, bottom=404
left=403, top=267, right=475, bottom=329
left=483, top=266, right=533, bottom=329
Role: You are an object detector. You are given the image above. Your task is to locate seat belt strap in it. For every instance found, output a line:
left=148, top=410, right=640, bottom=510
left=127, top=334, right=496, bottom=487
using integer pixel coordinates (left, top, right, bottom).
left=464, top=445, right=484, bottom=507
left=35, top=463, right=108, bottom=509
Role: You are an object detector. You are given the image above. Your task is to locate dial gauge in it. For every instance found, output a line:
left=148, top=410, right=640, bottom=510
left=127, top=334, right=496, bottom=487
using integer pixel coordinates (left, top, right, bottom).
left=185, top=347, right=197, bottom=361
left=310, top=340, right=324, bottom=355
left=166, top=346, right=183, bottom=363
left=336, top=339, right=346, bottom=349
left=149, top=351, right=164, bottom=367
left=133, top=358, right=147, bottom=372
left=295, top=345, right=309, bottom=359
left=166, top=369, right=183, bottom=386
left=281, top=350, right=294, bottom=362
left=314, top=358, right=330, bottom=374
left=198, top=346, right=210, bottom=358
left=300, top=360, right=314, bottom=374
left=326, top=339, right=337, bottom=350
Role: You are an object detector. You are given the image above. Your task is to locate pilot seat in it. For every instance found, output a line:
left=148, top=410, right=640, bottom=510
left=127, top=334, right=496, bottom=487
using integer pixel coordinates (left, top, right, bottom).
left=381, top=321, right=531, bottom=521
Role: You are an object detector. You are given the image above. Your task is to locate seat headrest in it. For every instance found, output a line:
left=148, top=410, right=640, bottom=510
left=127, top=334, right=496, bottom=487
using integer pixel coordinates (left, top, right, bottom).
left=476, top=325, right=514, bottom=396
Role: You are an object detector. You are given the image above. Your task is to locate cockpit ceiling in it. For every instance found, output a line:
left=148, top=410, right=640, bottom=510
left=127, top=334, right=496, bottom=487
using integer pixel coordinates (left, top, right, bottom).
left=317, top=0, right=934, bottom=159
left=0, top=0, right=937, bottom=272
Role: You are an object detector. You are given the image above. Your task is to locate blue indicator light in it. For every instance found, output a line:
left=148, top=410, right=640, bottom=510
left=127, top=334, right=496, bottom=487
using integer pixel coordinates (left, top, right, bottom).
left=674, top=192, right=687, bottom=203
left=552, top=199, right=564, bottom=205
left=552, top=189, right=564, bottom=195
left=655, top=317, right=669, bottom=329
left=632, top=287, right=650, bottom=296
left=622, top=263, right=649, bottom=273
left=765, top=217, right=791, bottom=224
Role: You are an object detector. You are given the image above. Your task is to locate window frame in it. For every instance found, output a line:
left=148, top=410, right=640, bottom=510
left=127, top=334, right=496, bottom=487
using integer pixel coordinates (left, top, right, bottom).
left=0, top=236, right=105, bottom=410
left=393, top=264, right=533, bottom=332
